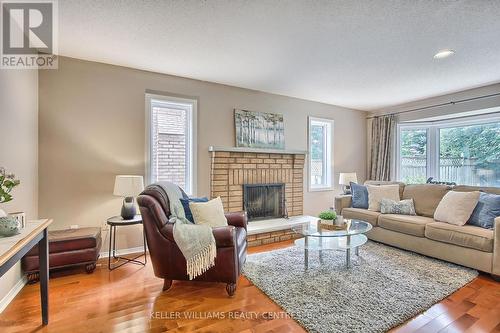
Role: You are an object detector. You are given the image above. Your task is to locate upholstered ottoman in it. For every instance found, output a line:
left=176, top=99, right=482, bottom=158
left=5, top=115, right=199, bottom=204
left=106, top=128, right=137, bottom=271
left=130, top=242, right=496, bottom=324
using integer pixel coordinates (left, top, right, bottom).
left=22, top=227, right=102, bottom=283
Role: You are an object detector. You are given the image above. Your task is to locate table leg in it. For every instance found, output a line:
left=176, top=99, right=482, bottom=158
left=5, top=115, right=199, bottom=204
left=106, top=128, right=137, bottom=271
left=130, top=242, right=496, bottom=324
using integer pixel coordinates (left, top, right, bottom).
left=346, top=235, right=351, bottom=268
left=112, top=225, right=117, bottom=259
left=355, top=246, right=359, bottom=256
left=143, top=225, right=147, bottom=264
left=108, top=225, right=113, bottom=270
left=39, top=228, right=49, bottom=325
left=304, top=236, right=309, bottom=270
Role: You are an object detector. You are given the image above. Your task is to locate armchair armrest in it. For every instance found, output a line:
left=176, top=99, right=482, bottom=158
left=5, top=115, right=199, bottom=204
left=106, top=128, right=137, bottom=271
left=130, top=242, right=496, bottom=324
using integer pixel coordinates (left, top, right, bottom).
left=161, top=223, right=238, bottom=248
left=159, top=222, right=175, bottom=242
left=213, top=226, right=237, bottom=247
left=334, top=195, right=352, bottom=215
left=493, top=217, right=500, bottom=275
left=225, top=211, right=248, bottom=230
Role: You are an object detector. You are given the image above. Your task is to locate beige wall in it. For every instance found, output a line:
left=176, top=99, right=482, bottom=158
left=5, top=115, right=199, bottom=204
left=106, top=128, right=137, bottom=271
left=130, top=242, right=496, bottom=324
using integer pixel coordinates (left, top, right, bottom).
left=39, top=57, right=367, bottom=251
left=369, top=83, right=500, bottom=122
left=0, top=70, right=38, bottom=307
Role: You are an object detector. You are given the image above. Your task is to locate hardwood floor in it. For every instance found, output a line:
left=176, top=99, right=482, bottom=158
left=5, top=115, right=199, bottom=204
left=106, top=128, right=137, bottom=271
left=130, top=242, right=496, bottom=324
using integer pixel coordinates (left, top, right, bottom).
left=0, top=240, right=499, bottom=333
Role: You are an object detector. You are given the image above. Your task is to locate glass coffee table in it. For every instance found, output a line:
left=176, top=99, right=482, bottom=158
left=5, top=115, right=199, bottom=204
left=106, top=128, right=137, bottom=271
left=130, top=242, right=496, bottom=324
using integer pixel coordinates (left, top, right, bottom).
left=293, top=219, right=372, bottom=269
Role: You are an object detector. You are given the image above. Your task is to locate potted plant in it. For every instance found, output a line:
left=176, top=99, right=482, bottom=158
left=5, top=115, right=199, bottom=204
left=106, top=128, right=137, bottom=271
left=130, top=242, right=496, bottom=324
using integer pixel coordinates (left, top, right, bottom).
left=0, top=167, right=22, bottom=237
left=319, top=210, right=337, bottom=224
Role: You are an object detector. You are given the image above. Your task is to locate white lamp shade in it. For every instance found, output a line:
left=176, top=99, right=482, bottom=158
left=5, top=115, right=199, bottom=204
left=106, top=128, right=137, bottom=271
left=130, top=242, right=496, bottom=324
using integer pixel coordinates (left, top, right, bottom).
left=113, top=175, right=144, bottom=197
left=339, top=172, right=358, bottom=185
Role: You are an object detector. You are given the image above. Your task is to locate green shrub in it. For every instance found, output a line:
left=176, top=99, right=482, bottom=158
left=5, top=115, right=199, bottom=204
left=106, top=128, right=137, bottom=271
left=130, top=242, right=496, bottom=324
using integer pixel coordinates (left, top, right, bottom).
left=318, top=210, right=336, bottom=220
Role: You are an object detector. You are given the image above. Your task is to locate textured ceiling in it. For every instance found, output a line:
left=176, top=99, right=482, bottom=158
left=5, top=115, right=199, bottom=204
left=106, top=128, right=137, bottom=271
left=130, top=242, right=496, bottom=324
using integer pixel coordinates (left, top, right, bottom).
left=58, top=0, right=500, bottom=111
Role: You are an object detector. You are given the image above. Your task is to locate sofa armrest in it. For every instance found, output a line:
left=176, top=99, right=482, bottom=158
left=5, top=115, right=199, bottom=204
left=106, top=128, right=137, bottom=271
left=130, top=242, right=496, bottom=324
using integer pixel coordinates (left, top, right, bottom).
left=334, top=195, right=352, bottom=215
left=225, top=211, right=248, bottom=230
left=493, top=217, right=500, bottom=275
left=213, top=226, right=237, bottom=248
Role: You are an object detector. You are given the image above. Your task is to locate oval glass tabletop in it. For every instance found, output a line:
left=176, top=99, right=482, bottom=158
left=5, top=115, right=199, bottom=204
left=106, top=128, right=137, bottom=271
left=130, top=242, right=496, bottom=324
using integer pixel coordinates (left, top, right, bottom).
left=295, top=233, right=368, bottom=250
left=293, top=218, right=372, bottom=237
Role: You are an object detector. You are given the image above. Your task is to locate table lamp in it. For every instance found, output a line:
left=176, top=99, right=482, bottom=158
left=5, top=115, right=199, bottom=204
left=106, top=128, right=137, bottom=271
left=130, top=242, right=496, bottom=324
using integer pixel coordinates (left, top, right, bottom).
left=113, top=175, right=144, bottom=220
left=339, top=172, right=357, bottom=194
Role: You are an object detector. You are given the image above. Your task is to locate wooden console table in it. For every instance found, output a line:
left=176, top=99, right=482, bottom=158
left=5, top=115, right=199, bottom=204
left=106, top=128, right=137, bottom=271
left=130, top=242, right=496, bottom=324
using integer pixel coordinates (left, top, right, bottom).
left=0, top=219, right=52, bottom=325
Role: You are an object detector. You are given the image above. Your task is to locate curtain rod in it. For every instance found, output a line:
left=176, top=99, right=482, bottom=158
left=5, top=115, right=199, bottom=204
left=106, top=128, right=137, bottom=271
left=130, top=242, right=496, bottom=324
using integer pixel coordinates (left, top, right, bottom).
left=366, top=92, right=500, bottom=120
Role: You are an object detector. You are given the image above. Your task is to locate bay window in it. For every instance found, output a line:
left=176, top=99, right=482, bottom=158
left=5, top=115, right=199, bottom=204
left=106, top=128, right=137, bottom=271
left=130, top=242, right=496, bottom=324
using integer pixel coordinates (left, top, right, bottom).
left=397, top=115, right=500, bottom=187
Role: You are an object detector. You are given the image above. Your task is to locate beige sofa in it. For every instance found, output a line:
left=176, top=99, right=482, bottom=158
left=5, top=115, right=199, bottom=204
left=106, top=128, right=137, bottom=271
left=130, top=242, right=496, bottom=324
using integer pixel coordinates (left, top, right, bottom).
left=335, top=181, right=500, bottom=277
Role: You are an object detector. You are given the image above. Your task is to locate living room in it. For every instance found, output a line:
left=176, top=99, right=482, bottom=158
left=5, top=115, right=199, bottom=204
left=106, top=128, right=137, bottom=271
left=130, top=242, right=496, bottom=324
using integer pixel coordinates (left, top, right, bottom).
left=0, top=1, right=499, bottom=332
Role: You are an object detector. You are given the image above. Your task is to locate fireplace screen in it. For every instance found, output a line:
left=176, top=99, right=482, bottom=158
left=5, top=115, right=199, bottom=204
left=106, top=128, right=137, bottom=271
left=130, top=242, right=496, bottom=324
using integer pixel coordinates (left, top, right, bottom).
left=243, top=183, right=285, bottom=221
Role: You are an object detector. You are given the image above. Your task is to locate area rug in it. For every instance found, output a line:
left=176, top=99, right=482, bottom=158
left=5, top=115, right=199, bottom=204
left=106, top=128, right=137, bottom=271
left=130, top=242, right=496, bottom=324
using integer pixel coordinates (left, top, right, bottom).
left=243, top=241, right=478, bottom=333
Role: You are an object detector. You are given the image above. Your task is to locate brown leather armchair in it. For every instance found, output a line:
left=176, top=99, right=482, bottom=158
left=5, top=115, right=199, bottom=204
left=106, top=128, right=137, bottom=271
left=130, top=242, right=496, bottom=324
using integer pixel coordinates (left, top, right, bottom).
left=137, top=184, right=248, bottom=296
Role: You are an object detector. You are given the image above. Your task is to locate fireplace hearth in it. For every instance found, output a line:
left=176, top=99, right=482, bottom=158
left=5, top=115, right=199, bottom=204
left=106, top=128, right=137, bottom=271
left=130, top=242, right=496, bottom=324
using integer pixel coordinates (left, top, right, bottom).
left=243, top=183, right=285, bottom=221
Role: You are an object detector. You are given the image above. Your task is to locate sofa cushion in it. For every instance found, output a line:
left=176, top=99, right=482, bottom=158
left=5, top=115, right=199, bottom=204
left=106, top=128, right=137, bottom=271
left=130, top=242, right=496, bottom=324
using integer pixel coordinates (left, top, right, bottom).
left=467, top=192, right=500, bottom=229
left=402, top=184, right=451, bottom=217
left=380, top=198, right=416, bottom=215
left=350, top=182, right=368, bottom=209
left=434, top=191, right=480, bottom=226
left=342, top=208, right=380, bottom=226
left=378, top=214, right=435, bottom=237
left=366, top=184, right=400, bottom=212
left=365, top=180, right=405, bottom=198
left=425, top=222, right=494, bottom=252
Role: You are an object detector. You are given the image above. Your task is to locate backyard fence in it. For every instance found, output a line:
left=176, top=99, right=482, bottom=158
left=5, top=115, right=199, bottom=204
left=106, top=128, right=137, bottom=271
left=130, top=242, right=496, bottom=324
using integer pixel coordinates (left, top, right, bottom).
left=401, top=156, right=499, bottom=186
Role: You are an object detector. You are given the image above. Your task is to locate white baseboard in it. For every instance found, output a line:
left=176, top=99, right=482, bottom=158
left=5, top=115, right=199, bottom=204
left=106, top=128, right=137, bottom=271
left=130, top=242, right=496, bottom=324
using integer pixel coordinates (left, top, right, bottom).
left=99, top=246, right=148, bottom=259
left=0, top=276, right=27, bottom=313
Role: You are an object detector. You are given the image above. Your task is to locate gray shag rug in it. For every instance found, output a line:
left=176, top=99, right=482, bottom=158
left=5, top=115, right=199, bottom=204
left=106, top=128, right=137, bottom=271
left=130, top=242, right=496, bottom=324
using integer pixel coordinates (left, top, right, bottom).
left=243, top=241, right=478, bottom=333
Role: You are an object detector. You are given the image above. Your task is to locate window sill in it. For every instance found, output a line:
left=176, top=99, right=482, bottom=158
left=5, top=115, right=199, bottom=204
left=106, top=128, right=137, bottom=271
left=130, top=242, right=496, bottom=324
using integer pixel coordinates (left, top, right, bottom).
left=308, top=186, right=334, bottom=192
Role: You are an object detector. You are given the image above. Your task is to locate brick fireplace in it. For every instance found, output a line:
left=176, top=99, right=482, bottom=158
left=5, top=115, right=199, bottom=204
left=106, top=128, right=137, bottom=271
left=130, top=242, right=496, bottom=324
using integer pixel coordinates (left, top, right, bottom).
left=209, top=147, right=306, bottom=217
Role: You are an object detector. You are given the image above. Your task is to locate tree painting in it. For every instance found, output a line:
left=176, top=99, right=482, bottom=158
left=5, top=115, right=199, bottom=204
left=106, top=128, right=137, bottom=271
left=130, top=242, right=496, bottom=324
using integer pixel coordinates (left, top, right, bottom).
left=235, top=109, right=285, bottom=149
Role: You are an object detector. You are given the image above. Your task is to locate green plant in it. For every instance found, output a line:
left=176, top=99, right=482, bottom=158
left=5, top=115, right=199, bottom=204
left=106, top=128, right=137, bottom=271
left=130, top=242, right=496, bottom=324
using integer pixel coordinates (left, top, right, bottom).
left=0, top=167, right=20, bottom=203
left=318, top=210, right=336, bottom=220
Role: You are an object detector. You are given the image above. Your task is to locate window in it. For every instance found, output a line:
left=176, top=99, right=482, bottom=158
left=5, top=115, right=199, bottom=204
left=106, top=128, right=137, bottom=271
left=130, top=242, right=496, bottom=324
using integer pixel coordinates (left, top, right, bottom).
left=308, top=117, right=333, bottom=191
left=397, top=115, right=500, bottom=187
left=146, top=94, right=197, bottom=195
left=399, top=128, right=428, bottom=184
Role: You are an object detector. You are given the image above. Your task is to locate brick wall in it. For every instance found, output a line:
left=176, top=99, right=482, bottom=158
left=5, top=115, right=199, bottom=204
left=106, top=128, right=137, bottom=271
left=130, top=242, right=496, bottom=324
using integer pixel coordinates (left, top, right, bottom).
left=151, top=107, right=187, bottom=189
left=209, top=151, right=305, bottom=216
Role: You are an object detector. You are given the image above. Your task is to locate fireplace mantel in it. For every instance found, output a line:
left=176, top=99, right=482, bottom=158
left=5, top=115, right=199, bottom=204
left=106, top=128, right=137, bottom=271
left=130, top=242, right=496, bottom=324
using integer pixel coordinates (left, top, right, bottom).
left=208, top=146, right=308, bottom=155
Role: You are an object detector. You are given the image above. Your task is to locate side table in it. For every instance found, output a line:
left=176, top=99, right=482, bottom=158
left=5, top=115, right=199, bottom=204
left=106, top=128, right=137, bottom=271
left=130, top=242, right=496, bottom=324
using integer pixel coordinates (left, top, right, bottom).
left=107, top=215, right=147, bottom=270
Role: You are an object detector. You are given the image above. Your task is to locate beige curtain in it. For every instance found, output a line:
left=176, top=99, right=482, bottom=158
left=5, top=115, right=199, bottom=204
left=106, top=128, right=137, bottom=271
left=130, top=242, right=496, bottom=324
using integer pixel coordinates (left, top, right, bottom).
left=369, top=115, right=396, bottom=181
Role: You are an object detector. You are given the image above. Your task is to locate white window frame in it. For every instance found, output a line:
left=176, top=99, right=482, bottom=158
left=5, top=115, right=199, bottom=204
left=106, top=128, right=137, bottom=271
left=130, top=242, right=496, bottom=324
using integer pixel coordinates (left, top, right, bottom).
left=308, top=116, right=334, bottom=191
left=145, top=93, right=197, bottom=196
left=396, top=113, right=500, bottom=183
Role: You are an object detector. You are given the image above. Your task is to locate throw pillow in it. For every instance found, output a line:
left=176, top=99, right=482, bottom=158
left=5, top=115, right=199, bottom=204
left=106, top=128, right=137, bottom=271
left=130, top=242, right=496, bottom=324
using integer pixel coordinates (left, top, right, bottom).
left=366, top=184, right=400, bottom=212
left=189, top=197, right=228, bottom=227
left=380, top=198, right=416, bottom=215
left=350, top=182, right=369, bottom=209
left=434, top=191, right=480, bottom=226
left=180, top=197, right=209, bottom=223
left=467, top=192, right=500, bottom=229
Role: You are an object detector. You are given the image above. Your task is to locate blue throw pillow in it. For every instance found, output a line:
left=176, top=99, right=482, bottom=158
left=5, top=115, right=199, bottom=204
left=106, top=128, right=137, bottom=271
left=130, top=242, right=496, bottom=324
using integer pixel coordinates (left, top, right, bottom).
left=350, top=182, right=369, bottom=209
left=467, top=192, right=500, bottom=229
left=180, top=197, right=209, bottom=223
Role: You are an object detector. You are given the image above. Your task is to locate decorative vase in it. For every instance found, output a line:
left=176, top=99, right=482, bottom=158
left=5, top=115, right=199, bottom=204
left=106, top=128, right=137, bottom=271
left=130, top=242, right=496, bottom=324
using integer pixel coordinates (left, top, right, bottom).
left=0, top=216, right=22, bottom=237
left=9, top=212, right=26, bottom=229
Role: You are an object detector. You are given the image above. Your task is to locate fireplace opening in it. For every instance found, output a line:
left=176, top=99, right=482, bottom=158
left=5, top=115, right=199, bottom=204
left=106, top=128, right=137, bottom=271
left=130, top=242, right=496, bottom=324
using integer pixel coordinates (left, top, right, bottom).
left=243, top=183, right=285, bottom=221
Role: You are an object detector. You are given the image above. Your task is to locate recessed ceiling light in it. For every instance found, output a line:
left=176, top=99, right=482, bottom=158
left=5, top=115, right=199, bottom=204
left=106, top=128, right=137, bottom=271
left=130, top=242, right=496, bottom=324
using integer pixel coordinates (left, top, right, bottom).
left=433, top=49, right=455, bottom=59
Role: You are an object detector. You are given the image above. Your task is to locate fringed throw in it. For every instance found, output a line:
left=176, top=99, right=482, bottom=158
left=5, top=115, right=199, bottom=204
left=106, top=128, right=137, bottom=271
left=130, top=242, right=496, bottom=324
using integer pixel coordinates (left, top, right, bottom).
left=185, top=241, right=217, bottom=280
left=151, top=181, right=217, bottom=280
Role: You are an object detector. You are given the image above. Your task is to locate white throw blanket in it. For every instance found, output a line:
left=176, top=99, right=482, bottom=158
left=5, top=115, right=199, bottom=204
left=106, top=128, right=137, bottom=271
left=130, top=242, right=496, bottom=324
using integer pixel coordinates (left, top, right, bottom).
left=156, top=182, right=216, bottom=280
